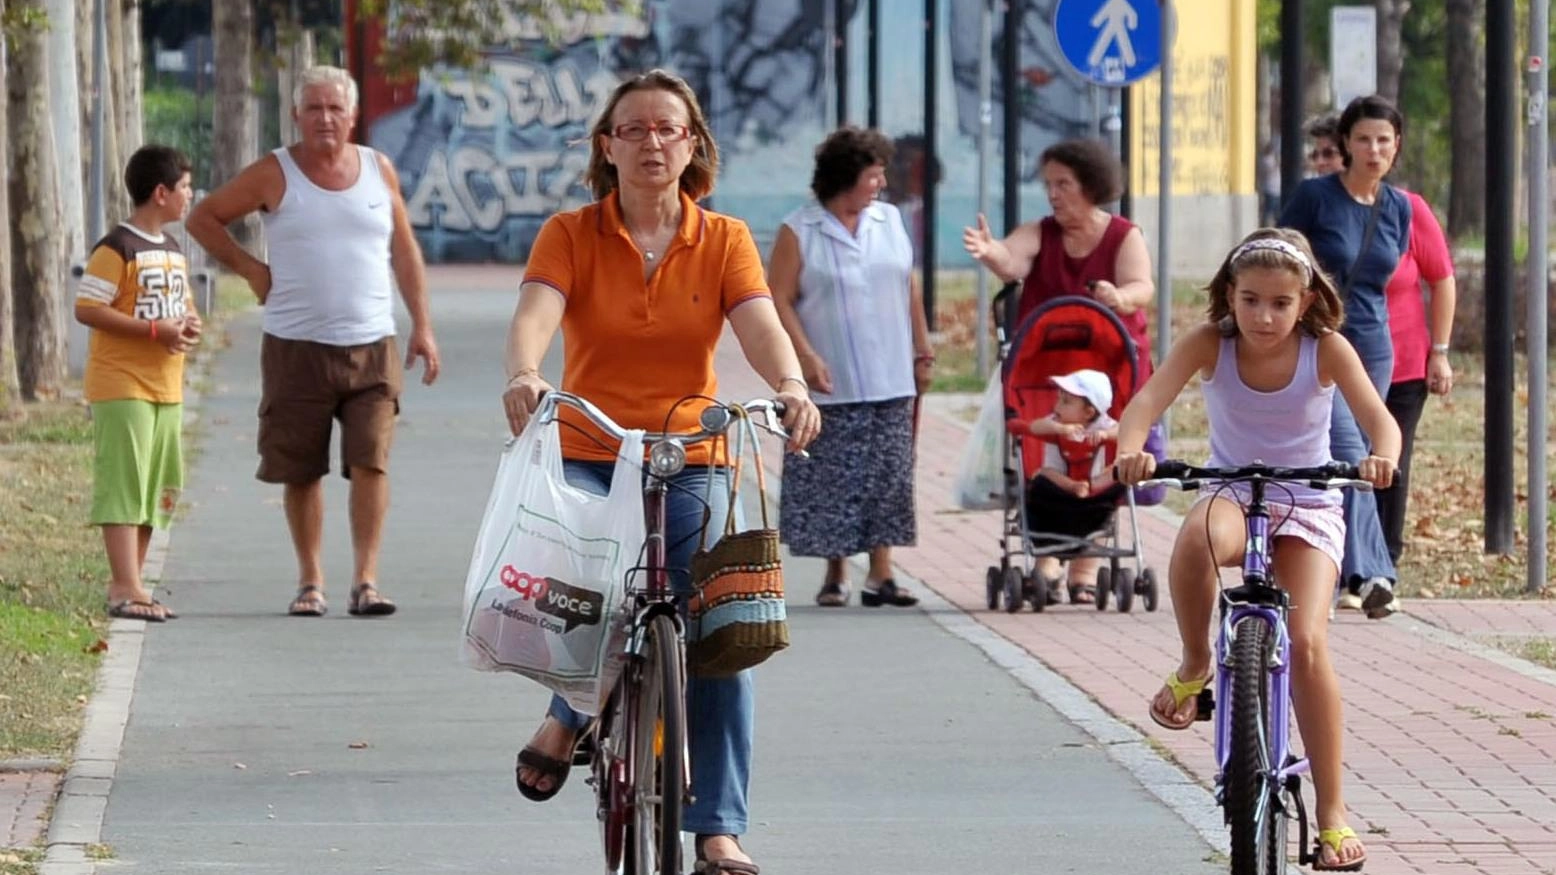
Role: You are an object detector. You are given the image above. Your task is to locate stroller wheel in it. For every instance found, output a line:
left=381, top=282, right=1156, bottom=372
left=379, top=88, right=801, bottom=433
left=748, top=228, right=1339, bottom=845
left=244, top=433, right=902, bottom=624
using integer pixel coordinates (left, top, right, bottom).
left=1141, top=567, right=1160, bottom=612
left=985, top=567, right=1001, bottom=610
left=1114, top=567, right=1136, bottom=613
left=1002, top=566, right=1024, bottom=613
left=1024, top=571, right=1045, bottom=613
left=1095, top=566, right=1111, bottom=612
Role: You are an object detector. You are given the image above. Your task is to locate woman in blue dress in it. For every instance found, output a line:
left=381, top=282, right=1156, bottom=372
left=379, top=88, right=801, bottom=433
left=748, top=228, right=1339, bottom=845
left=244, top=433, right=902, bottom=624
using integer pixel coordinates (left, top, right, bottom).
left=1281, top=94, right=1412, bottom=619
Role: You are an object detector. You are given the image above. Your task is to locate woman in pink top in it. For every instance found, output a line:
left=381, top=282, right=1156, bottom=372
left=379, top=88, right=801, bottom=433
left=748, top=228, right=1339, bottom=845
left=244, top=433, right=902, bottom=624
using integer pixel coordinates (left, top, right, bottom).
left=1375, top=191, right=1456, bottom=567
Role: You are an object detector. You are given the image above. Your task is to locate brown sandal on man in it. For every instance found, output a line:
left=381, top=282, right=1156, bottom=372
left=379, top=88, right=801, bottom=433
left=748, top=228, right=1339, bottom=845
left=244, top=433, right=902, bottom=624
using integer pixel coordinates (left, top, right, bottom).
left=347, top=583, right=397, bottom=617
left=287, top=585, right=328, bottom=617
left=694, top=835, right=761, bottom=874
left=107, top=599, right=167, bottom=622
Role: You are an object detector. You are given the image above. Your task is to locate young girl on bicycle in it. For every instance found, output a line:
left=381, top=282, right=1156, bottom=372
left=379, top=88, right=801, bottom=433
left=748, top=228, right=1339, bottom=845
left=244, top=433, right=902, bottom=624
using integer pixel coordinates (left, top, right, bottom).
left=1114, top=228, right=1400, bottom=872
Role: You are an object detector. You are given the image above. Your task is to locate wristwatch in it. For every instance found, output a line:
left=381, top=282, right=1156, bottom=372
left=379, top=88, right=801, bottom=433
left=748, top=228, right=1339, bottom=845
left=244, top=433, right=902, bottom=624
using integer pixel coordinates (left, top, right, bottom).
left=1429, top=343, right=1450, bottom=356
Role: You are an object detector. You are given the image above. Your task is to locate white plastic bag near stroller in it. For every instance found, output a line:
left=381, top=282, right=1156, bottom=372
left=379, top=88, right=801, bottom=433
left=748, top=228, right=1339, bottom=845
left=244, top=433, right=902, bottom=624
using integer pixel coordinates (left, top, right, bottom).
left=951, top=369, right=1005, bottom=510
left=460, top=414, right=646, bottom=716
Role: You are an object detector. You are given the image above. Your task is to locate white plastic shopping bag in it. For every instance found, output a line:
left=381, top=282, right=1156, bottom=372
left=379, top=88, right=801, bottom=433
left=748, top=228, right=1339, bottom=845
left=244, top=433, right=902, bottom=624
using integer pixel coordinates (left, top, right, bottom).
left=460, top=415, right=645, bottom=716
left=951, top=368, right=1005, bottom=510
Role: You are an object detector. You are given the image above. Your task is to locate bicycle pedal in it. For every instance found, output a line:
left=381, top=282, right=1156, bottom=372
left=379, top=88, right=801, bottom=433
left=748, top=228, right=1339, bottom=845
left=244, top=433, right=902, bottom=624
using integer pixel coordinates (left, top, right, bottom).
left=1195, top=688, right=1215, bottom=721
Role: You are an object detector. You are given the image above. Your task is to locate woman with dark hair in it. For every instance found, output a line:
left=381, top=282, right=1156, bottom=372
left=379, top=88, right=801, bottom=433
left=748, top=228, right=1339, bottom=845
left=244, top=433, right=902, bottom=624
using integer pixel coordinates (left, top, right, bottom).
left=961, top=136, right=1155, bottom=603
left=770, top=126, right=933, bottom=608
left=502, top=68, right=821, bottom=873
left=1281, top=93, right=1412, bottom=621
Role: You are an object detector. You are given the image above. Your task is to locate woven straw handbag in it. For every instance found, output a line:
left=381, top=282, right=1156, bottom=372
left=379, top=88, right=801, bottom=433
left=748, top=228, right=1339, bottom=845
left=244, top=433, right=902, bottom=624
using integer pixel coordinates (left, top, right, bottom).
left=686, top=408, right=790, bottom=677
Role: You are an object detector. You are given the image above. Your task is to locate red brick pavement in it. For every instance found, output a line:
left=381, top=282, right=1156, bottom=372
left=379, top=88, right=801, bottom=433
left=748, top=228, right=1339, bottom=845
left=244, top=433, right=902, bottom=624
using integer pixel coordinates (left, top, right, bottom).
left=712, top=336, right=1556, bottom=875
left=0, top=769, right=59, bottom=850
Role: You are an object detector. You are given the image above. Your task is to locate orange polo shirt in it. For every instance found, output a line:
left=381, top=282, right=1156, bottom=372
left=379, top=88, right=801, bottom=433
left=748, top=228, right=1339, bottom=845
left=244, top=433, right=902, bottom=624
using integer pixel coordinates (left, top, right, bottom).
left=523, top=191, right=772, bottom=464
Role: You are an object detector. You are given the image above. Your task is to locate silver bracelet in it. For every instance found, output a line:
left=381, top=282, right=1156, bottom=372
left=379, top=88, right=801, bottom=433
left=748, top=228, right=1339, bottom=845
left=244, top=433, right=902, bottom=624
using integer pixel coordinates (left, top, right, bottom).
left=776, top=375, right=808, bottom=392
left=1430, top=343, right=1450, bottom=355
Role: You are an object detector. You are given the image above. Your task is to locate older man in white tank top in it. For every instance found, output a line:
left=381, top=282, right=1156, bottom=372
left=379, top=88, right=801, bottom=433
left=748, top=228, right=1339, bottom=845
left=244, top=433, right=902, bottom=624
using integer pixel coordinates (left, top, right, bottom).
left=188, top=65, right=440, bottom=619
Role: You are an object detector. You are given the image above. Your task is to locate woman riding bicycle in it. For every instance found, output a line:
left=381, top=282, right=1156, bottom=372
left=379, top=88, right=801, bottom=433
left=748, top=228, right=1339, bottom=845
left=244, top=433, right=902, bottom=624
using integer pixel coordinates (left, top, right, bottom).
left=1114, top=229, right=1399, bottom=871
left=500, top=69, right=821, bottom=874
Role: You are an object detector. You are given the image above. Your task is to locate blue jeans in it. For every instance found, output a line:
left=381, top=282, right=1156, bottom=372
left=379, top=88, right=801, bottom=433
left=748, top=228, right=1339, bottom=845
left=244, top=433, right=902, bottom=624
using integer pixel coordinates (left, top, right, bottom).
left=546, top=460, right=753, bottom=836
left=1331, top=328, right=1397, bottom=587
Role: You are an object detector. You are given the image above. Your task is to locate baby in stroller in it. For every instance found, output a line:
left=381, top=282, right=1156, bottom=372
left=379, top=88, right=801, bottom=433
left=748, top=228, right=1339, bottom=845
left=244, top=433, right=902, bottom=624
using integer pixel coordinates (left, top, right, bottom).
left=1019, top=369, right=1126, bottom=603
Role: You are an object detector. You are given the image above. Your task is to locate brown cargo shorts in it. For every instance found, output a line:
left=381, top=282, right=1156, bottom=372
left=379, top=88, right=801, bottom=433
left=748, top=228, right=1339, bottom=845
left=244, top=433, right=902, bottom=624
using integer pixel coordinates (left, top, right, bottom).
left=256, top=334, right=402, bottom=484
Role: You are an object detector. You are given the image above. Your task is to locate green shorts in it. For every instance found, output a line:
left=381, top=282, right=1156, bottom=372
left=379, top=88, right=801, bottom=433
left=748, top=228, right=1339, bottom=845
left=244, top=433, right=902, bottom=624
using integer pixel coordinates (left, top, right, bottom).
left=91, top=399, right=184, bottom=528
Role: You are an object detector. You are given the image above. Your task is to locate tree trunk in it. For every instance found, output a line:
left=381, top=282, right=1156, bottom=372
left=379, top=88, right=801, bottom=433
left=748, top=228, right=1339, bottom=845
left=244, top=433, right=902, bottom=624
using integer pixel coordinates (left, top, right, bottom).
left=0, top=0, right=23, bottom=414
left=75, top=0, right=96, bottom=238
left=1446, top=0, right=1486, bottom=239
left=213, top=0, right=259, bottom=248
left=102, top=0, right=127, bottom=226
left=1374, top=0, right=1410, bottom=104
left=45, top=0, right=85, bottom=262
left=8, top=0, right=70, bottom=400
left=119, top=0, right=142, bottom=153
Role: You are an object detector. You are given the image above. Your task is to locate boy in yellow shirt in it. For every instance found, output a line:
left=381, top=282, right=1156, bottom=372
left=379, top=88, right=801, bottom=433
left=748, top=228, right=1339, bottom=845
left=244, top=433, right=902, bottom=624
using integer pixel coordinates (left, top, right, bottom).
left=74, top=145, right=201, bottom=622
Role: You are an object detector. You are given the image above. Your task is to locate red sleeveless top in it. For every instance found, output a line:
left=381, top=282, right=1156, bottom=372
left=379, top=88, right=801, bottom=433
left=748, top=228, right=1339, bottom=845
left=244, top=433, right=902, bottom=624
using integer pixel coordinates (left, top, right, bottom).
left=1018, top=214, right=1152, bottom=380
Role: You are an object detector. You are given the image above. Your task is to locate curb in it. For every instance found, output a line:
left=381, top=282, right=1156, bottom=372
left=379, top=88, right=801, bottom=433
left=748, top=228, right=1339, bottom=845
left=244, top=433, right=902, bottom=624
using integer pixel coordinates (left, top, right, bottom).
left=37, top=308, right=237, bottom=874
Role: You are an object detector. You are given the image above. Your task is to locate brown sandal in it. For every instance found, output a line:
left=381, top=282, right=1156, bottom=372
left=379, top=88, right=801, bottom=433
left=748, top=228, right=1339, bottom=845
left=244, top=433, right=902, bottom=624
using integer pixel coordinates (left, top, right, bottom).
left=348, top=583, right=397, bottom=617
left=694, top=835, right=760, bottom=874
left=287, top=585, right=327, bottom=617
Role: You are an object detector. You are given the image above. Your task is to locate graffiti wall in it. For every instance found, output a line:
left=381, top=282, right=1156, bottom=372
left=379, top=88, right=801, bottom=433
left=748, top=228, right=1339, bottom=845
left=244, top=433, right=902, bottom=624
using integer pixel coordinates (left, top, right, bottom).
left=354, top=0, right=1253, bottom=266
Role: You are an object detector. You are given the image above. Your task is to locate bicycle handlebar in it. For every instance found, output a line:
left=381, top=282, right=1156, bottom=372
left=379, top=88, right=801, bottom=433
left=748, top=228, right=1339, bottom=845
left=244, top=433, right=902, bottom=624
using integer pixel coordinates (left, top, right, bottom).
left=1140, top=459, right=1374, bottom=493
left=534, top=390, right=793, bottom=447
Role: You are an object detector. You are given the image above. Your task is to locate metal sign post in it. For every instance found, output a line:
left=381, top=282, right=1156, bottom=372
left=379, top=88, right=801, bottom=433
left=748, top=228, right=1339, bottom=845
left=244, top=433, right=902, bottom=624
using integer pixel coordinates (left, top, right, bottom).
left=1155, top=0, right=1175, bottom=438
left=1527, top=0, right=1550, bottom=593
left=976, top=0, right=994, bottom=378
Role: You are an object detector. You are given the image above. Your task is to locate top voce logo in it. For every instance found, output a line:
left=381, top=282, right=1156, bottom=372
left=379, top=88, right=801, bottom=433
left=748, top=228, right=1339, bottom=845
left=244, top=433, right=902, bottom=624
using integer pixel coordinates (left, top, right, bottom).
left=499, top=565, right=603, bottom=632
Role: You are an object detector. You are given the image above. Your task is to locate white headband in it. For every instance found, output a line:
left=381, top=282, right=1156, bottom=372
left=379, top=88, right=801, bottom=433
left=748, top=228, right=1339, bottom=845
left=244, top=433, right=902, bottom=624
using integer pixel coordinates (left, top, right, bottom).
left=1230, top=238, right=1313, bottom=283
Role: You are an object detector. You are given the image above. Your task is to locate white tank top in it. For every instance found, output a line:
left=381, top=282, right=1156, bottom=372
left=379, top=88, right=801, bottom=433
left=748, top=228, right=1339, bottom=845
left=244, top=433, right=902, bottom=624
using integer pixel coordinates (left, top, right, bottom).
left=261, top=145, right=396, bottom=345
left=783, top=201, right=916, bottom=405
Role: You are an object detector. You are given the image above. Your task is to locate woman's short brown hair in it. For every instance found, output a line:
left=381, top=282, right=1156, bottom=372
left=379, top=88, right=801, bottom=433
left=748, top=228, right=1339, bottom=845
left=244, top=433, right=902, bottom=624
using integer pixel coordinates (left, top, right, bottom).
left=811, top=127, right=893, bottom=202
left=584, top=69, right=719, bottom=201
left=1038, top=138, right=1123, bottom=205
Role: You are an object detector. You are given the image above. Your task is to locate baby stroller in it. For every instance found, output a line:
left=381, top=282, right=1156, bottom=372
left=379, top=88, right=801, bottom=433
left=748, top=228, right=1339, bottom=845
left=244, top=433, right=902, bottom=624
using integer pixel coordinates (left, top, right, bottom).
left=982, top=288, right=1160, bottom=614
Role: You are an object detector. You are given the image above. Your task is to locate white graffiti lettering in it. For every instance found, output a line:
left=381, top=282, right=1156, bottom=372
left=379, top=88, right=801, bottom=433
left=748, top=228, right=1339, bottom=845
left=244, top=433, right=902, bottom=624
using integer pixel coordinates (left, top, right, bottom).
left=407, top=147, right=592, bottom=234
left=441, top=59, right=619, bottom=131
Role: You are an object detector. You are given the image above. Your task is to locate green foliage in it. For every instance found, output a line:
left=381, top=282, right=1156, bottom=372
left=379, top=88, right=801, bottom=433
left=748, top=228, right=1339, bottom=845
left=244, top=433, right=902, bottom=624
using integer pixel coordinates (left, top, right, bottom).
left=1395, top=1, right=1452, bottom=207
left=357, top=0, right=627, bottom=77
left=142, top=86, right=215, bottom=190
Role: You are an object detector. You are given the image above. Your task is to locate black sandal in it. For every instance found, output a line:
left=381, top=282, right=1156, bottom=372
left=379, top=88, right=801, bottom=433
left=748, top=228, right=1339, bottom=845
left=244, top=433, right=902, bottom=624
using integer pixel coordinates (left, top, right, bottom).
left=107, top=599, right=167, bottom=622
left=815, top=580, right=850, bottom=607
left=860, top=578, right=918, bottom=607
left=287, top=585, right=327, bottom=617
left=514, top=726, right=595, bottom=802
left=694, top=835, right=761, bottom=874
left=1069, top=583, right=1096, bottom=605
left=347, top=583, right=397, bottom=617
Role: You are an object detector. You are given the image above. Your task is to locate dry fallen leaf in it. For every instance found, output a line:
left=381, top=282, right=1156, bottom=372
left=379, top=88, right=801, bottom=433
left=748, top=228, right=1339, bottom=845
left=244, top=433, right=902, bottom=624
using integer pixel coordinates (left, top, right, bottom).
left=348, top=741, right=370, bottom=750
left=84, top=639, right=108, bottom=654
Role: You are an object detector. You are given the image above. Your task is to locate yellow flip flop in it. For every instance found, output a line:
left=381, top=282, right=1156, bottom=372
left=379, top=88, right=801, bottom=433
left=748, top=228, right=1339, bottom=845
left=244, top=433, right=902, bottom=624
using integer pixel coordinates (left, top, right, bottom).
left=1312, top=826, right=1367, bottom=871
left=1148, top=670, right=1214, bottom=730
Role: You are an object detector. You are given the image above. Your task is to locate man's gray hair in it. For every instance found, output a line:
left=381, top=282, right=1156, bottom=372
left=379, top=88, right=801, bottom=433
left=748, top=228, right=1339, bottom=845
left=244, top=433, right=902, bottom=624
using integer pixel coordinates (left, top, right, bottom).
left=293, top=65, right=359, bottom=111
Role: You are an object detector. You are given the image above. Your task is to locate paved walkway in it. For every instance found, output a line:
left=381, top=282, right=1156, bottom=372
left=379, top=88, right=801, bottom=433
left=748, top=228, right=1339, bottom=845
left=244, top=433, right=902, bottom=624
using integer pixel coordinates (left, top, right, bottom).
left=9, top=266, right=1555, bottom=875
left=710, top=338, right=1556, bottom=875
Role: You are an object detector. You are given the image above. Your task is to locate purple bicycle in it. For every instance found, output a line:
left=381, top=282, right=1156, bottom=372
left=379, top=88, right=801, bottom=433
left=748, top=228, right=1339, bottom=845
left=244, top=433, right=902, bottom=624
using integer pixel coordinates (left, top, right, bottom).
left=1142, top=460, right=1372, bottom=875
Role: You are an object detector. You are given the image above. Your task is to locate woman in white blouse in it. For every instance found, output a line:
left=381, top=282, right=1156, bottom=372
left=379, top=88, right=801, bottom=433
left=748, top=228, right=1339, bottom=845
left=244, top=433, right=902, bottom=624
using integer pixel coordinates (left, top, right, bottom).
left=769, top=127, right=934, bottom=608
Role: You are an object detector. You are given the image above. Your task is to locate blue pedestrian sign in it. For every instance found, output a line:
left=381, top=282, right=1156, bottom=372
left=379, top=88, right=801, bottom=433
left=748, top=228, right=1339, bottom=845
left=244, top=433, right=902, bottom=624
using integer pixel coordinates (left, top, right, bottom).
left=1053, top=0, right=1162, bottom=87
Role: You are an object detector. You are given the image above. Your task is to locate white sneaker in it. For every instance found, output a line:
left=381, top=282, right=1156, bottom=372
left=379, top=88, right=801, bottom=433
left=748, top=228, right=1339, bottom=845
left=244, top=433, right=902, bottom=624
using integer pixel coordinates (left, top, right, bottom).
left=1358, top=577, right=1397, bottom=619
left=1336, top=591, right=1364, bottom=611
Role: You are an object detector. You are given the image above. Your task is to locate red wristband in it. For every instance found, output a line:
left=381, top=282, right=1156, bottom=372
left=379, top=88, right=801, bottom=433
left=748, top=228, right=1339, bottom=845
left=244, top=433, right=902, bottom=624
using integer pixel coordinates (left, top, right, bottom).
left=148, top=319, right=158, bottom=342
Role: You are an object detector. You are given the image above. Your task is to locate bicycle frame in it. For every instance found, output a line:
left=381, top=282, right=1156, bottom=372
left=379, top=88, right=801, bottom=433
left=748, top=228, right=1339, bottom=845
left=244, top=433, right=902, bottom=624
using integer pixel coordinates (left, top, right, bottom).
left=1211, top=481, right=1307, bottom=810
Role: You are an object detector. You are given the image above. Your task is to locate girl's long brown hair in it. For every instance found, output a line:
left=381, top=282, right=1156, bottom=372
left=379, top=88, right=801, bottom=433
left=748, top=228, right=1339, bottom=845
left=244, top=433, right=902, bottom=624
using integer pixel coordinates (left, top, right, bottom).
left=584, top=69, right=719, bottom=201
left=1205, top=227, right=1344, bottom=336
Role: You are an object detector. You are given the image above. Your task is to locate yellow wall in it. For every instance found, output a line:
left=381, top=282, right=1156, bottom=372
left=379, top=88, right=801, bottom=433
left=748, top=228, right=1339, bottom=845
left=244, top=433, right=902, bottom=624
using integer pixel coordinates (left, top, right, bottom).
left=1129, top=0, right=1257, bottom=197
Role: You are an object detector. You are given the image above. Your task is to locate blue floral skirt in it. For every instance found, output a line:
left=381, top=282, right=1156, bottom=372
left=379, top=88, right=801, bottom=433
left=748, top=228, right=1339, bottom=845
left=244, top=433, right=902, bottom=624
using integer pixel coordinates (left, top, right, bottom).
left=779, top=397, right=917, bottom=558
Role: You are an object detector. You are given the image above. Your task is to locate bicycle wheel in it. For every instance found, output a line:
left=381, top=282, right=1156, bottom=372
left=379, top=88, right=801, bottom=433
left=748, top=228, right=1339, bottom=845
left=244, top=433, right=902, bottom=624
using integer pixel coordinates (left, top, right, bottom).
left=626, top=613, right=685, bottom=875
left=1225, top=616, right=1284, bottom=875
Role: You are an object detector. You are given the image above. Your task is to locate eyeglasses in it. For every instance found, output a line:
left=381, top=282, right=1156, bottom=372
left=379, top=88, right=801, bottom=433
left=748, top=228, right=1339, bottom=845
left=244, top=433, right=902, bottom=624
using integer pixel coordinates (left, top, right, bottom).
left=1307, top=147, right=1340, bottom=161
left=610, top=123, right=692, bottom=143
